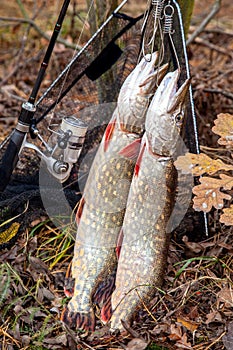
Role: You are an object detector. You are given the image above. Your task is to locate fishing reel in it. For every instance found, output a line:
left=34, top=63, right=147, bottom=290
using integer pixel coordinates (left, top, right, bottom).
left=25, top=115, right=87, bottom=183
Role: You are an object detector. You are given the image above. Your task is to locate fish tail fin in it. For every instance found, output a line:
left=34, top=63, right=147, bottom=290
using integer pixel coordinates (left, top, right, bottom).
left=61, top=307, right=96, bottom=332
left=92, top=269, right=116, bottom=323
left=100, top=296, right=112, bottom=324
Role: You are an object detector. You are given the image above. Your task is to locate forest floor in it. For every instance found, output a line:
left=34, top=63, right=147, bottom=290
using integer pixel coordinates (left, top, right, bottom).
left=0, top=1, right=233, bottom=349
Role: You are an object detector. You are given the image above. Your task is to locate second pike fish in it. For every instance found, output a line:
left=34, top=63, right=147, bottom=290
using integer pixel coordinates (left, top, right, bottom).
left=110, top=69, right=191, bottom=331
left=61, top=52, right=168, bottom=331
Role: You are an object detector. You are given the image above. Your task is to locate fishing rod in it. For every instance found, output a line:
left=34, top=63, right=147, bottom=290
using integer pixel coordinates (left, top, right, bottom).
left=0, top=0, right=134, bottom=191
left=0, top=0, right=78, bottom=191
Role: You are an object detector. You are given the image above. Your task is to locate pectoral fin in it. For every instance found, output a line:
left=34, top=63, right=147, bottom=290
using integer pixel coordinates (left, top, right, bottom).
left=104, top=118, right=116, bottom=152
left=119, top=138, right=141, bottom=160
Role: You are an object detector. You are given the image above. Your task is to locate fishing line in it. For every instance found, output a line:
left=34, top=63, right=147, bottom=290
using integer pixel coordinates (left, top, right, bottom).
left=141, top=0, right=165, bottom=63
left=35, top=0, right=129, bottom=123
left=48, top=0, right=95, bottom=126
left=172, top=0, right=209, bottom=236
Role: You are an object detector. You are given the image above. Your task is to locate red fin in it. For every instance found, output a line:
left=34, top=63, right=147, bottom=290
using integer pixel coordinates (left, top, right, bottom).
left=119, top=138, right=141, bottom=160
left=64, top=262, right=74, bottom=297
left=61, top=308, right=95, bottom=332
left=63, top=278, right=75, bottom=298
left=92, top=269, right=116, bottom=323
left=134, top=142, right=146, bottom=177
left=101, top=297, right=112, bottom=324
left=76, top=197, right=85, bottom=225
left=104, top=118, right=116, bottom=152
left=116, top=228, right=124, bottom=259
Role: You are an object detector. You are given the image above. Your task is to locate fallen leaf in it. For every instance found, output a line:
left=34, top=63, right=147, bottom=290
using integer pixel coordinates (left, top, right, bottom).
left=176, top=332, right=192, bottom=349
left=220, top=205, right=233, bottom=226
left=43, top=334, right=67, bottom=346
left=182, top=236, right=203, bottom=254
left=169, top=324, right=182, bottom=341
left=174, top=152, right=233, bottom=176
left=217, top=286, right=233, bottom=308
left=192, top=177, right=232, bottom=212
left=206, top=310, right=223, bottom=324
left=212, top=113, right=233, bottom=148
left=126, top=338, right=148, bottom=350
left=177, top=316, right=199, bottom=332
left=223, top=322, right=233, bottom=350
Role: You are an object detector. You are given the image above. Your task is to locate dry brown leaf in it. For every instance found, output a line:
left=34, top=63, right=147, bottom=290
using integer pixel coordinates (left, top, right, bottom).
left=220, top=205, right=233, bottom=225
left=176, top=332, right=192, bottom=349
left=192, top=177, right=232, bottom=212
left=174, top=152, right=233, bottom=176
left=182, top=236, right=203, bottom=254
left=169, top=324, right=182, bottom=341
left=219, top=173, right=233, bottom=190
left=206, top=310, right=223, bottom=324
left=223, top=322, right=233, bottom=350
left=126, top=338, right=148, bottom=350
left=217, top=286, right=233, bottom=308
left=212, top=113, right=233, bottom=148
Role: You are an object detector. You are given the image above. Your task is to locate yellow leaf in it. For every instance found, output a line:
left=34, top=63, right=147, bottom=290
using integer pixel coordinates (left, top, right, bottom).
left=0, top=222, right=20, bottom=245
left=212, top=113, right=233, bottom=148
left=192, top=177, right=231, bottom=212
left=174, top=152, right=233, bottom=176
left=177, top=317, right=199, bottom=332
left=220, top=205, right=233, bottom=226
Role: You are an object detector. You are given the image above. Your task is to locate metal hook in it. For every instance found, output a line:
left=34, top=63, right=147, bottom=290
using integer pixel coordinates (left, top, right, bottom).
left=163, top=2, right=180, bottom=71
left=141, top=0, right=165, bottom=62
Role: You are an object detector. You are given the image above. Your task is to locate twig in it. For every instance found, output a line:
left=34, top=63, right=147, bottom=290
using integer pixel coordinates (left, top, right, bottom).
left=203, top=88, right=233, bottom=100
left=204, top=28, right=233, bottom=37
left=0, top=16, right=82, bottom=50
left=205, top=331, right=226, bottom=350
left=187, top=0, right=222, bottom=46
left=0, top=52, right=42, bottom=88
left=193, top=36, right=233, bottom=57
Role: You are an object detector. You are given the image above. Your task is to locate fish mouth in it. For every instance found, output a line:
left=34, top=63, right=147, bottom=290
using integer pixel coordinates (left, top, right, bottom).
left=139, top=62, right=169, bottom=96
left=151, top=69, right=191, bottom=113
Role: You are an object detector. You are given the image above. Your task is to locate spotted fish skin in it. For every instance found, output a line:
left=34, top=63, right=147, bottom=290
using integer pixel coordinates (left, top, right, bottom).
left=61, top=53, right=168, bottom=331
left=110, top=69, right=191, bottom=331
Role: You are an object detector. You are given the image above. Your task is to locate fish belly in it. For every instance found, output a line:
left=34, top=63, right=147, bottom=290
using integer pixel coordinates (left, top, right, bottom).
left=110, top=145, right=177, bottom=330
left=65, top=119, right=140, bottom=329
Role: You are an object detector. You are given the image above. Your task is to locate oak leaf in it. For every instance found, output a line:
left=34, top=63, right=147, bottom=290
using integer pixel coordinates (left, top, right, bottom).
left=174, top=152, right=233, bottom=176
left=192, top=177, right=231, bottom=212
left=220, top=205, right=233, bottom=226
left=219, top=173, right=233, bottom=190
left=212, top=113, right=233, bottom=148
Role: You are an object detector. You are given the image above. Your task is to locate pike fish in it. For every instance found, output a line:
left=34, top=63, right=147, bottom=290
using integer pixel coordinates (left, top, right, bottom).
left=61, top=53, right=168, bottom=331
left=110, top=69, right=191, bottom=331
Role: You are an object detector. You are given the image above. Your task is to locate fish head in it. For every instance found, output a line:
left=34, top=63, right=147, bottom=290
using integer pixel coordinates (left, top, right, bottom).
left=145, top=69, right=191, bottom=156
left=117, top=52, right=168, bottom=134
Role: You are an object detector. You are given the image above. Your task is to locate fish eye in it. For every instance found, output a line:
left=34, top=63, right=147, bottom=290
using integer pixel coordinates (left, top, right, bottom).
left=175, top=113, right=183, bottom=125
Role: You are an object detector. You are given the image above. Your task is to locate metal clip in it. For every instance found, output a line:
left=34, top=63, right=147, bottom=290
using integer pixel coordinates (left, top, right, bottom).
left=141, top=0, right=165, bottom=62
left=163, top=4, right=175, bottom=34
left=163, top=2, right=180, bottom=70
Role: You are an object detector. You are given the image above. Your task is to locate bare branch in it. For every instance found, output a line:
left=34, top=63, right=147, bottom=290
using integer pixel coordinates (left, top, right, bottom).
left=203, top=88, right=233, bottom=101
left=0, top=16, right=82, bottom=50
left=187, top=0, right=222, bottom=45
left=193, top=36, right=233, bottom=58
